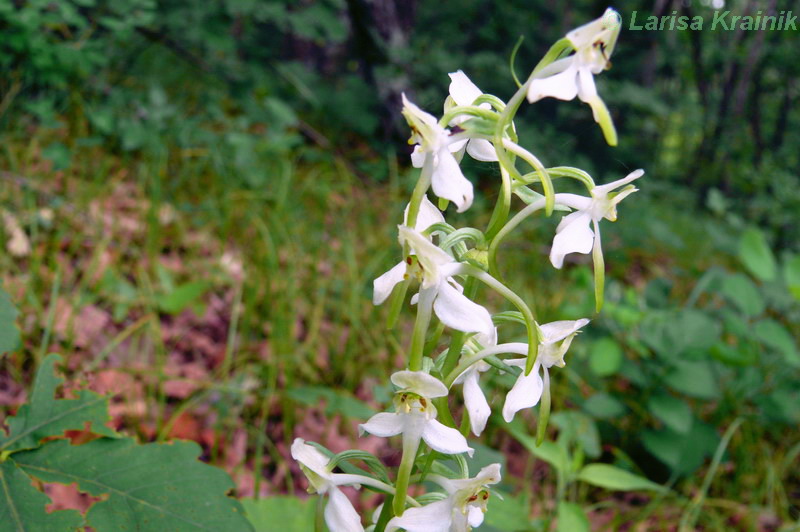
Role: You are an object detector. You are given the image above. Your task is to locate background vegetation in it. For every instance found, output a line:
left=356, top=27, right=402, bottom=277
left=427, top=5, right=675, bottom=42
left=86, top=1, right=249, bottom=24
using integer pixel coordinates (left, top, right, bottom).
left=1, top=0, right=798, bottom=530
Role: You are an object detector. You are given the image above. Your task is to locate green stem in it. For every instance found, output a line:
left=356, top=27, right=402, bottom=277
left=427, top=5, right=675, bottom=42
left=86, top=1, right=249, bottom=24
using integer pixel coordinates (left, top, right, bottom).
left=408, top=290, right=434, bottom=371
left=501, top=138, right=553, bottom=211
left=393, top=433, right=422, bottom=516
left=487, top=198, right=546, bottom=279
left=444, top=342, right=528, bottom=388
left=458, top=265, right=538, bottom=372
left=485, top=166, right=512, bottom=242
left=439, top=105, right=498, bottom=127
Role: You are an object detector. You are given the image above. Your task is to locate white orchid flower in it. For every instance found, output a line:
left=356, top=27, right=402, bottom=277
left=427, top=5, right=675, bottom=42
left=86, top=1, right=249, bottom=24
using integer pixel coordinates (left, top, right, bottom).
left=549, top=169, right=643, bottom=269
left=453, top=328, right=497, bottom=436
left=403, top=94, right=474, bottom=212
left=359, top=371, right=473, bottom=457
left=292, top=438, right=395, bottom=532
left=527, top=8, right=622, bottom=144
left=373, top=195, right=445, bottom=306
left=502, top=319, right=589, bottom=422
left=386, top=463, right=502, bottom=532
left=446, top=71, right=498, bottom=163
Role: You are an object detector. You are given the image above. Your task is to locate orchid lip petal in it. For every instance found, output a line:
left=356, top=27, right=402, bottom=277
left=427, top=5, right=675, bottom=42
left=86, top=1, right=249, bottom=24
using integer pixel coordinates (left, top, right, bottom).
left=502, top=362, right=543, bottom=422
left=430, top=149, right=473, bottom=212
left=325, top=487, right=365, bottom=532
left=462, top=370, right=491, bottom=436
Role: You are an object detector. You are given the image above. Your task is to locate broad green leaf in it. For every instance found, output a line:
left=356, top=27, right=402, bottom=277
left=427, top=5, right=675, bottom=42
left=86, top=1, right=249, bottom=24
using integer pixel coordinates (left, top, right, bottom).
left=577, top=464, right=665, bottom=492
left=556, top=502, right=589, bottom=532
left=156, top=281, right=210, bottom=315
left=14, top=438, right=253, bottom=531
left=710, top=342, right=757, bottom=367
left=287, top=386, right=375, bottom=420
left=754, top=319, right=800, bottom=367
left=738, top=228, right=776, bottom=281
left=504, top=419, right=568, bottom=473
left=551, top=411, right=600, bottom=459
left=664, top=360, right=719, bottom=400
left=241, top=496, right=315, bottom=532
left=647, top=395, right=692, bottom=433
left=582, top=393, right=626, bottom=420
left=485, top=490, right=532, bottom=531
left=719, top=274, right=764, bottom=317
left=589, top=338, right=623, bottom=376
left=0, top=286, right=20, bottom=356
left=0, top=460, right=83, bottom=531
left=784, top=254, right=800, bottom=300
left=641, top=422, right=719, bottom=475
left=0, top=354, right=117, bottom=453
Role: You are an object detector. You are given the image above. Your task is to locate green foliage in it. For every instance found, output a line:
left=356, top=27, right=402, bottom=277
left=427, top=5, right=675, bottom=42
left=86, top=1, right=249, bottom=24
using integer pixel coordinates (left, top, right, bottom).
left=0, top=285, right=20, bottom=356
left=14, top=438, right=252, bottom=531
left=577, top=464, right=665, bottom=493
left=0, top=354, right=252, bottom=531
left=738, top=228, right=777, bottom=281
left=287, top=385, right=375, bottom=420
left=1, top=355, right=117, bottom=453
left=240, top=496, right=315, bottom=532
left=555, top=501, right=588, bottom=532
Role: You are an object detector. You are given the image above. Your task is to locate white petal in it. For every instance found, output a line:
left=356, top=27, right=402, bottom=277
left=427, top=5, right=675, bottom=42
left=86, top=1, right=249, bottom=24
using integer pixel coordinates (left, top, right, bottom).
left=448, top=137, right=469, bottom=153
left=411, top=145, right=425, bottom=168
left=576, top=67, right=598, bottom=103
left=391, top=370, right=448, bottom=398
left=592, top=169, right=645, bottom=198
left=539, top=319, right=590, bottom=344
left=430, top=150, right=473, bottom=213
left=359, top=412, right=405, bottom=438
left=502, top=363, right=543, bottom=422
left=434, top=280, right=493, bottom=336
left=475, top=463, right=502, bottom=486
left=398, top=226, right=454, bottom=282
left=549, top=211, right=594, bottom=268
left=462, top=370, right=490, bottom=436
left=422, top=419, right=474, bottom=456
left=404, top=195, right=445, bottom=233
left=373, top=261, right=407, bottom=305
left=386, top=499, right=453, bottom=532
left=466, top=139, right=498, bottom=162
left=448, top=70, right=483, bottom=107
left=467, top=505, right=485, bottom=527
left=527, top=61, right=579, bottom=102
left=402, top=93, right=440, bottom=130
left=290, top=439, right=332, bottom=480
left=325, top=487, right=365, bottom=532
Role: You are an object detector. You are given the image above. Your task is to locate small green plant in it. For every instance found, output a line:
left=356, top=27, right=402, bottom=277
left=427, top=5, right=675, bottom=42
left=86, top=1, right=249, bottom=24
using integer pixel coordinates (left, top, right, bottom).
left=0, top=288, right=253, bottom=531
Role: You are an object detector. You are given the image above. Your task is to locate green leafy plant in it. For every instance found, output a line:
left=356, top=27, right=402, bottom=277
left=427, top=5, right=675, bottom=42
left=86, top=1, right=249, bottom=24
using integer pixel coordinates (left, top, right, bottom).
left=0, top=287, right=253, bottom=531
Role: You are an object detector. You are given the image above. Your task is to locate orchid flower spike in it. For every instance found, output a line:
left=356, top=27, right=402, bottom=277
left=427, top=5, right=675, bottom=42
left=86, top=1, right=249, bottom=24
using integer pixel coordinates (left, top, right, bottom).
left=374, top=226, right=494, bottom=337
left=403, top=94, right=474, bottom=212
left=549, top=169, right=644, bottom=269
left=386, top=463, right=502, bottom=532
left=359, top=371, right=473, bottom=457
left=502, top=319, right=589, bottom=422
left=527, top=8, right=622, bottom=145
left=453, top=328, right=497, bottom=436
left=292, top=438, right=394, bottom=532
left=446, top=71, right=499, bottom=163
